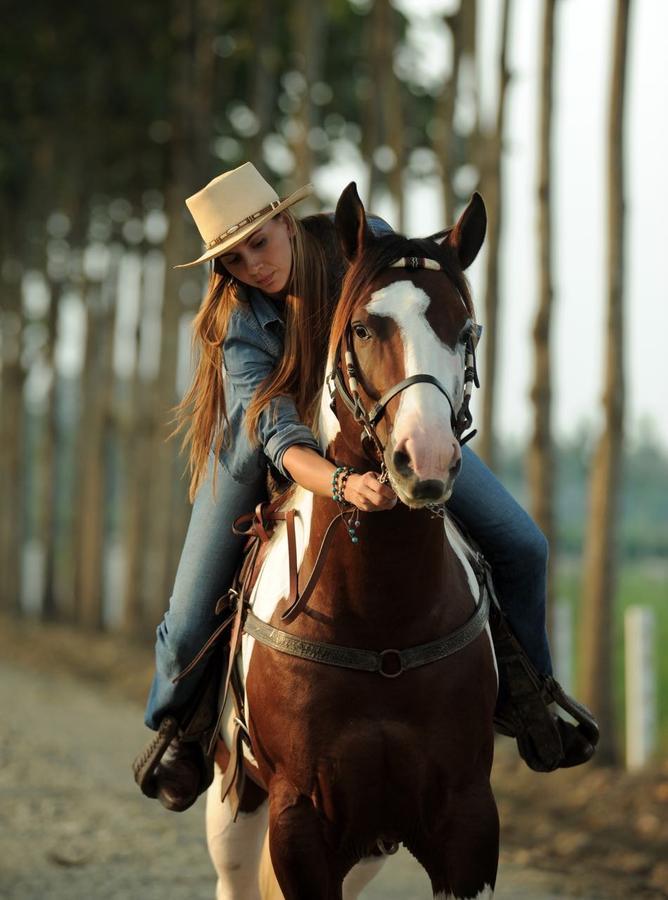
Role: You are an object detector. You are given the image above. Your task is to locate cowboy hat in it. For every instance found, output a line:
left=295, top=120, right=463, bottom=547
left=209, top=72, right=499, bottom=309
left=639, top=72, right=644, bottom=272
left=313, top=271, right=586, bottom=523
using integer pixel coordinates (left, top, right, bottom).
left=175, top=162, right=313, bottom=268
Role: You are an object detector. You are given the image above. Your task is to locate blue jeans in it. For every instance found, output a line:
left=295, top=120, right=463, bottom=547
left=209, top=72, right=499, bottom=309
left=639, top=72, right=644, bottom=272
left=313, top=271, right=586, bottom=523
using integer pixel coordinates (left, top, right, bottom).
left=448, top=447, right=552, bottom=677
left=144, top=452, right=267, bottom=728
left=144, top=446, right=552, bottom=729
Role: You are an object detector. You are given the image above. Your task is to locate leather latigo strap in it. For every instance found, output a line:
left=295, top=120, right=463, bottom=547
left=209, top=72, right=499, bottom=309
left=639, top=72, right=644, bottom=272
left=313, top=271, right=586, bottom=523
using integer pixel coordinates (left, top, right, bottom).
left=280, top=511, right=346, bottom=623
left=219, top=719, right=247, bottom=819
left=232, top=493, right=352, bottom=627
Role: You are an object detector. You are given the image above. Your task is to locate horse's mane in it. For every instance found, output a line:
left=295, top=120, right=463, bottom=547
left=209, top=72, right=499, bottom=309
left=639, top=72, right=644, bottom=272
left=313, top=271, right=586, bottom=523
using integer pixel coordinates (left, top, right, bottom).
left=328, top=229, right=475, bottom=361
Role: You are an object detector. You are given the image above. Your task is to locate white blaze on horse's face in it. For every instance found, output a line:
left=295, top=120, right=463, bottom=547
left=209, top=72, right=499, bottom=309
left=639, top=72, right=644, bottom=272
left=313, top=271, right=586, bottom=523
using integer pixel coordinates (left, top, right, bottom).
left=366, top=280, right=466, bottom=506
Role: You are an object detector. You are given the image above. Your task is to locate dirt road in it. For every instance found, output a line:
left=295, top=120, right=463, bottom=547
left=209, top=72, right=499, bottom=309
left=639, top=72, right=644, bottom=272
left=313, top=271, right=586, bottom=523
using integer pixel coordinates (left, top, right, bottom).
left=0, top=655, right=600, bottom=900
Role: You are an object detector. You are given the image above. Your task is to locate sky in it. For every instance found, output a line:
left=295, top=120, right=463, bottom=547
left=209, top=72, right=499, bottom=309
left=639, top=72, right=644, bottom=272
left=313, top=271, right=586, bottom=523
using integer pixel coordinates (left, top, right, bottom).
left=318, top=0, right=668, bottom=449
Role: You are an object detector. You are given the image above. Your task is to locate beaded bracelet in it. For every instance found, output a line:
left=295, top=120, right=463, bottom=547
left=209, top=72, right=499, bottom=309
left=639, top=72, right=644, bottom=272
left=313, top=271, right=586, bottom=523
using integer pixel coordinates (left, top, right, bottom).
left=338, top=467, right=354, bottom=503
left=332, top=465, right=355, bottom=503
left=331, top=466, right=347, bottom=502
left=331, top=465, right=360, bottom=543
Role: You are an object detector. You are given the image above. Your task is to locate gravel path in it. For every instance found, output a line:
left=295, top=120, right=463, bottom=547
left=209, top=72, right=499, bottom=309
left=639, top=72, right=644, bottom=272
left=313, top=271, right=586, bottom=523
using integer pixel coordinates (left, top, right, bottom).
left=0, top=658, right=593, bottom=899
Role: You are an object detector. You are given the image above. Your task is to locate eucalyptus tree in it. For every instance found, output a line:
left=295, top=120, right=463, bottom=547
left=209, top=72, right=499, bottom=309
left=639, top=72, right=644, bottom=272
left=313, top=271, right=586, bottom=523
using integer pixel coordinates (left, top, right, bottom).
left=580, top=0, right=633, bottom=766
left=528, top=0, right=557, bottom=619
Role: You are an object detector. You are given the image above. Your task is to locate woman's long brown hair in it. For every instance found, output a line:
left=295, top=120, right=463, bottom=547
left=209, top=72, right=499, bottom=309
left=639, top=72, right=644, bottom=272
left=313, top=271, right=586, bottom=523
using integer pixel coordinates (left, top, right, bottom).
left=171, top=211, right=342, bottom=502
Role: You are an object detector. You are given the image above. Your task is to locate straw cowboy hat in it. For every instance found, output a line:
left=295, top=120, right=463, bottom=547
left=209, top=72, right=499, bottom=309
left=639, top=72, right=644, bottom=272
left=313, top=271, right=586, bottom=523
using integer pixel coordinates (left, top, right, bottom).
left=175, top=162, right=313, bottom=268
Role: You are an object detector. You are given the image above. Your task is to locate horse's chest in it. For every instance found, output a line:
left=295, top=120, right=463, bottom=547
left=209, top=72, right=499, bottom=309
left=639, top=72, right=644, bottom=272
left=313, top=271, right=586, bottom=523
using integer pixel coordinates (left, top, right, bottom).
left=245, top=641, right=492, bottom=784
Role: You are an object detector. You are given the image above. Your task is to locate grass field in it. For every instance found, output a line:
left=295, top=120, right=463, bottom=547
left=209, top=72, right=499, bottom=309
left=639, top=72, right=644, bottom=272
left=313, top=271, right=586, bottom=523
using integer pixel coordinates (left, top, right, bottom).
left=556, top=558, right=668, bottom=754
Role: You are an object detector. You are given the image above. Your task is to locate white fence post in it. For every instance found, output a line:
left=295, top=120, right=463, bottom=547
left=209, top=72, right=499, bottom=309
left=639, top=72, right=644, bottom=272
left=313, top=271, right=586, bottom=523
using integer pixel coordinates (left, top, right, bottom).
left=625, top=606, right=656, bottom=771
left=553, top=601, right=573, bottom=694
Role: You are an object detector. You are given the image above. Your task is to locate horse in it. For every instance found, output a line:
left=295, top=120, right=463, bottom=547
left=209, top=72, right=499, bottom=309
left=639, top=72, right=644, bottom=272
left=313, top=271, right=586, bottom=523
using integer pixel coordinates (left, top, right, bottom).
left=206, top=183, right=499, bottom=900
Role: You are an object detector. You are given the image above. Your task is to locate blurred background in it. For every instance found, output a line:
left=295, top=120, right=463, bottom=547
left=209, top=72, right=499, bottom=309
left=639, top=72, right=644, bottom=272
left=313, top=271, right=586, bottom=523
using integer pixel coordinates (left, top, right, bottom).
left=1, top=0, right=667, bottom=896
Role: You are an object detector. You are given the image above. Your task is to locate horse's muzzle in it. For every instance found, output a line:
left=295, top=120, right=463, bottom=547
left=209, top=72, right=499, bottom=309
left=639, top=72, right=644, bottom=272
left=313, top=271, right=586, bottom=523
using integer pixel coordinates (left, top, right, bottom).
left=389, top=446, right=461, bottom=506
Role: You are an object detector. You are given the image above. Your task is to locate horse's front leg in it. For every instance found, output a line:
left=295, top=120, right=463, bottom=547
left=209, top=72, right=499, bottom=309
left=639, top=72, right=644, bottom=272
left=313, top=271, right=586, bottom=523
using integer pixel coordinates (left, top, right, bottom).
left=407, top=778, right=499, bottom=900
left=206, top=763, right=269, bottom=900
left=268, top=777, right=344, bottom=900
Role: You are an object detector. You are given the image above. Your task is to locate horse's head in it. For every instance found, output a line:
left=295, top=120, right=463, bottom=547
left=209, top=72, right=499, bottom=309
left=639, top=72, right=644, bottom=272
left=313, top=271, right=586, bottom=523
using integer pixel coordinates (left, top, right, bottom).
left=324, top=183, right=486, bottom=508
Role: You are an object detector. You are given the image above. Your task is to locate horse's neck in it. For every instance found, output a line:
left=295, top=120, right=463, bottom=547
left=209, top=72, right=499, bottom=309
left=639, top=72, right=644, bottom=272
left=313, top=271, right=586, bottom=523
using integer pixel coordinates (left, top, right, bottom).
left=309, top=397, right=473, bottom=628
left=305, top=494, right=459, bottom=627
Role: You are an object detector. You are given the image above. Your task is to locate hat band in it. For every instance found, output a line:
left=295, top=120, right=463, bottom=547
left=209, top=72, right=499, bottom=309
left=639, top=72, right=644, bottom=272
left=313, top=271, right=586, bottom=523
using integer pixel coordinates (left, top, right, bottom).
left=205, top=199, right=281, bottom=250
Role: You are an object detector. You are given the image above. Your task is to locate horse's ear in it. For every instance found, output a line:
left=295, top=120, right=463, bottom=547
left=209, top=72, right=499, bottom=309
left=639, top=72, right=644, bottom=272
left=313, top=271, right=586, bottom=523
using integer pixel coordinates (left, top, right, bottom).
left=335, top=182, right=370, bottom=261
left=438, top=193, right=487, bottom=271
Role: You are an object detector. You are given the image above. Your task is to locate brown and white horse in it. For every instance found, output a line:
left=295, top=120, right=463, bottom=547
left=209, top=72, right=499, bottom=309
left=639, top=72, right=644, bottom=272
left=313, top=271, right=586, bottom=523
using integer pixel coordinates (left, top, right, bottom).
left=207, top=185, right=499, bottom=900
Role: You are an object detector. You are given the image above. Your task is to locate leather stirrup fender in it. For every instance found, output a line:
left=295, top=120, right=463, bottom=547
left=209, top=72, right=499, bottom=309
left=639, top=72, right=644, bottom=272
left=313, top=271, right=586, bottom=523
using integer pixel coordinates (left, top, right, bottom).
left=490, top=602, right=599, bottom=772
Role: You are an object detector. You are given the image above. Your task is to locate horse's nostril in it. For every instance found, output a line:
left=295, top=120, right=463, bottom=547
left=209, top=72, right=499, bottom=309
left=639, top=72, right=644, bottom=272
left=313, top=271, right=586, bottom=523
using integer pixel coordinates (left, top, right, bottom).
left=413, top=479, right=446, bottom=501
left=393, top=450, right=412, bottom=475
left=450, top=457, right=462, bottom=477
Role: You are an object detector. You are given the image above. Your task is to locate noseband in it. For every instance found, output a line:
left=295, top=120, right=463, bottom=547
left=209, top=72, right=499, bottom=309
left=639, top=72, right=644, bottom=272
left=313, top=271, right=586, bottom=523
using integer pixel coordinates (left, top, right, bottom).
left=326, top=255, right=482, bottom=481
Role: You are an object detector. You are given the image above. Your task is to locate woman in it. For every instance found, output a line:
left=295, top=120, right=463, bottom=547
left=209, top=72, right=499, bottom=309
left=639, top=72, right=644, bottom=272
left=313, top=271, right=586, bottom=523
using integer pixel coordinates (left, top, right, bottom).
left=138, top=162, right=594, bottom=813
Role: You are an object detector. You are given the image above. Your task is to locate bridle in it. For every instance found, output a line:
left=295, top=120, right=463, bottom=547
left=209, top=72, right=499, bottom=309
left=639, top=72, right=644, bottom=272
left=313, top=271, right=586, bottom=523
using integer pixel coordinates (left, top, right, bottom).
left=326, top=255, right=482, bottom=485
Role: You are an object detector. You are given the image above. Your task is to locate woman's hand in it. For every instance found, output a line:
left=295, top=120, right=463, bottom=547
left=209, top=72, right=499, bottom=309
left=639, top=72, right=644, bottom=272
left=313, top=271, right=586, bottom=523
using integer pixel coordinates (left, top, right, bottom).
left=282, top=445, right=397, bottom=511
left=343, top=472, right=397, bottom=512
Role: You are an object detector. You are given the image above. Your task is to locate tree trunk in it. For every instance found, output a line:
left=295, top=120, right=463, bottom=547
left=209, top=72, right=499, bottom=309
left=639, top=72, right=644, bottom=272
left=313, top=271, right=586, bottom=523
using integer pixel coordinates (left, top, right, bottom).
left=477, top=0, right=510, bottom=470
left=527, top=0, right=556, bottom=612
left=140, top=0, right=211, bottom=632
left=75, top=250, right=118, bottom=629
left=433, top=1, right=478, bottom=227
left=377, top=0, right=406, bottom=229
left=288, top=0, right=326, bottom=195
left=365, top=0, right=406, bottom=223
left=119, top=249, right=158, bottom=636
left=38, top=202, right=87, bottom=621
left=579, top=0, right=632, bottom=766
left=34, top=274, right=61, bottom=619
left=247, top=0, right=280, bottom=175
left=0, top=215, right=26, bottom=615
left=433, top=8, right=463, bottom=227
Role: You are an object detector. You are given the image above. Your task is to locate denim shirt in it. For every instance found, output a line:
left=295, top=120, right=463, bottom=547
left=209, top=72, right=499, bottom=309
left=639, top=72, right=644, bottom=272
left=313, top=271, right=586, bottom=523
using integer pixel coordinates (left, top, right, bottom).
left=219, top=215, right=393, bottom=483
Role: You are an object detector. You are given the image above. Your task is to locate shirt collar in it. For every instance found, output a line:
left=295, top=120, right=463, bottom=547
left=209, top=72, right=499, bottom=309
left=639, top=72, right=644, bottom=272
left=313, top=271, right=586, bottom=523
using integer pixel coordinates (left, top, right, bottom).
left=238, top=284, right=285, bottom=331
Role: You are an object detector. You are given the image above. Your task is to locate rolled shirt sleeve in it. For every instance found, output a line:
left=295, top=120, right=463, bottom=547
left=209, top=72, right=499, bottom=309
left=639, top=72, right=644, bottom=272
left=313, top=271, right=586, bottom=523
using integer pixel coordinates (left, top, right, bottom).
left=223, top=329, right=322, bottom=480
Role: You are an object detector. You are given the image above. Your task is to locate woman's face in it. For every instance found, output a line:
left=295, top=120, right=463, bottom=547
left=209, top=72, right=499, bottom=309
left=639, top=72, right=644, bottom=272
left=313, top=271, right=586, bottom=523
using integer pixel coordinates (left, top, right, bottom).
left=217, top=214, right=293, bottom=296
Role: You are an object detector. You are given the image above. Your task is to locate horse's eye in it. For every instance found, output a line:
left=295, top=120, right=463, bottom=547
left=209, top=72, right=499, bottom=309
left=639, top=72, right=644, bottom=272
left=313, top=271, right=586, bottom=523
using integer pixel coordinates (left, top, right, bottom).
left=352, top=322, right=371, bottom=341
